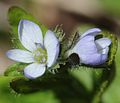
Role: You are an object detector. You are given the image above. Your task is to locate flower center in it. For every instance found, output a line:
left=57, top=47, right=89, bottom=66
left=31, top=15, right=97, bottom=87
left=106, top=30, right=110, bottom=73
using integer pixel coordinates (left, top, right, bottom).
left=33, top=48, right=47, bottom=64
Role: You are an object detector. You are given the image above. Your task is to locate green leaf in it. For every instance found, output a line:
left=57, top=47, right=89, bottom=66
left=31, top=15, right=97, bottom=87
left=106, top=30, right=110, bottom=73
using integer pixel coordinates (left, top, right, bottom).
left=102, top=31, right=118, bottom=66
left=0, top=76, right=59, bottom=103
left=4, top=63, right=27, bottom=77
left=8, top=6, right=47, bottom=49
left=101, top=41, right=120, bottom=103
left=69, top=67, right=103, bottom=92
left=5, top=71, right=94, bottom=103
left=92, top=62, right=115, bottom=103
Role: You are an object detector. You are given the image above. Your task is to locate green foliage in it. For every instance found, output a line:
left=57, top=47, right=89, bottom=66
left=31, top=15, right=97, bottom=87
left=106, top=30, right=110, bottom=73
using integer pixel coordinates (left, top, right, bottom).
left=2, top=6, right=119, bottom=103
left=101, top=42, right=120, bottom=103
left=100, top=0, right=120, bottom=16
left=0, top=76, right=59, bottom=103
left=69, top=67, right=103, bottom=92
left=102, top=31, right=118, bottom=66
left=4, top=63, right=27, bottom=77
left=53, top=24, right=65, bottom=42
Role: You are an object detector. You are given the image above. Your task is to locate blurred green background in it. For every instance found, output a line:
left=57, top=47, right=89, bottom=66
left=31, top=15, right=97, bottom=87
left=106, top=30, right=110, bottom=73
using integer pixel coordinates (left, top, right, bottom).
left=0, top=0, right=120, bottom=103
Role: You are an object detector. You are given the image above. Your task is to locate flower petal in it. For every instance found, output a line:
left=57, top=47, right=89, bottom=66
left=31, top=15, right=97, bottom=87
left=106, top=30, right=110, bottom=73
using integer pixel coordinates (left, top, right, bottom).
left=99, top=47, right=109, bottom=54
left=73, top=28, right=101, bottom=55
left=74, top=46, right=109, bottom=65
left=80, top=53, right=101, bottom=65
left=44, top=30, right=60, bottom=67
left=79, top=53, right=108, bottom=65
left=18, top=20, right=43, bottom=51
left=73, top=36, right=97, bottom=55
left=80, top=28, right=101, bottom=39
left=24, top=63, right=46, bottom=79
left=6, top=49, right=35, bottom=63
left=101, top=54, right=108, bottom=63
left=95, top=38, right=111, bottom=50
left=71, top=28, right=110, bottom=65
left=72, top=36, right=109, bottom=65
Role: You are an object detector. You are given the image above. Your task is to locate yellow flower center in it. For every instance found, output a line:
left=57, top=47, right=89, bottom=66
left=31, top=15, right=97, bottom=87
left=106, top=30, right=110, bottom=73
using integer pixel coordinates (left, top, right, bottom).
left=33, top=48, right=47, bottom=64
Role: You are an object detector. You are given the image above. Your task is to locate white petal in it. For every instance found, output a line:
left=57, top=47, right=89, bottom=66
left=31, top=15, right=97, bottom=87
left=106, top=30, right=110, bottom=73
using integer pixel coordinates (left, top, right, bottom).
left=73, top=36, right=97, bottom=55
left=101, top=54, right=108, bottom=63
left=79, top=53, right=101, bottom=65
left=18, top=20, right=43, bottom=51
left=73, top=28, right=101, bottom=54
left=24, top=63, right=46, bottom=79
left=74, top=45, right=109, bottom=65
left=71, top=28, right=110, bottom=65
left=95, top=38, right=111, bottom=50
left=80, top=28, right=101, bottom=39
left=72, top=36, right=109, bottom=65
left=99, top=47, right=109, bottom=54
left=6, top=49, right=35, bottom=63
left=79, top=53, right=108, bottom=65
left=44, top=30, right=60, bottom=67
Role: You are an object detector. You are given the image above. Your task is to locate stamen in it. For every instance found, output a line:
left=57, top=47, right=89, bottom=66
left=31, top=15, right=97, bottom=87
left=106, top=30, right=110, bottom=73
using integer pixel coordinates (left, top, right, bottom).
left=33, top=48, right=47, bottom=64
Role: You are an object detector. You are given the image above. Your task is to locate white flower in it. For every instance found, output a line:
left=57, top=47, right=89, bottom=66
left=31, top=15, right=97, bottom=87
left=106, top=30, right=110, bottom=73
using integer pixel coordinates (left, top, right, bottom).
left=7, top=20, right=60, bottom=79
left=69, top=28, right=111, bottom=65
